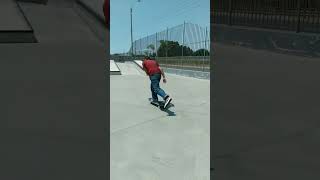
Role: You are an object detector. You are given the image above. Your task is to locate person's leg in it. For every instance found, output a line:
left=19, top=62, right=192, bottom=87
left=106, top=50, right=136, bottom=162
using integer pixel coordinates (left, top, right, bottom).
left=156, top=73, right=172, bottom=108
left=150, top=74, right=167, bottom=99
left=150, top=81, right=158, bottom=102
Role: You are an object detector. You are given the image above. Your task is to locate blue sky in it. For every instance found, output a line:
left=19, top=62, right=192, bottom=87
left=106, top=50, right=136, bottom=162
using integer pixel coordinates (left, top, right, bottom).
left=110, top=0, right=210, bottom=54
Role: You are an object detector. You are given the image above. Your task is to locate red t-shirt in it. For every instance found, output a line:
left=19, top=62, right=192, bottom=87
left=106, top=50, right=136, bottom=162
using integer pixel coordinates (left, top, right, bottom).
left=142, top=59, right=161, bottom=76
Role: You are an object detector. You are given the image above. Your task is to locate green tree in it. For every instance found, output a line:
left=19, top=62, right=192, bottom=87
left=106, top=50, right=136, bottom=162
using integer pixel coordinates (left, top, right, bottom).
left=193, top=49, right=210, bottom=56
left=181, top=45, right=194, bottom=56
left=157, top=40, right=193, bottom=57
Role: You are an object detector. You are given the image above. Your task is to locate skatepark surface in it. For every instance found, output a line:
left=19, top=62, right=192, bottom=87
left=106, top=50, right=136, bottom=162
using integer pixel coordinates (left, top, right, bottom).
left=77, top=0, right=104, bottom=20
left=0, top=0, right=31, bottom=31
left=213, top=43, right=320, bottom=179
left=111, top=61, right=210, bottom=180
left=1, top=2, right=108, bottom=179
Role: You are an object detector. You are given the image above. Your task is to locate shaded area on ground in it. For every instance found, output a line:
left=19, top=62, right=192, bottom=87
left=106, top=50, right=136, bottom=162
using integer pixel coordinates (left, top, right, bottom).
left=77, top=0, right=104, bottom=21
left=212, top=43, right=320, bottom=179
left=1, top=2, right=108, bottom=179
left=0, top=0, right=31, bottom=30
left=213, top=24, right=320, bottom=58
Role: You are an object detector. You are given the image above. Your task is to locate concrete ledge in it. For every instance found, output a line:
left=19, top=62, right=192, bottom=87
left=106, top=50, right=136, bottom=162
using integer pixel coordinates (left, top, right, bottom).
left=133, top=60, right=143, bottom=69
left=110, top=60, right=121, bottom=75
left=213, top=24, right=320, bottom=57
left=0, top=30, right=37, bottom=43
left=110, top=71, right=121, bottom=75
left=0, top=0, right=37, bottom=43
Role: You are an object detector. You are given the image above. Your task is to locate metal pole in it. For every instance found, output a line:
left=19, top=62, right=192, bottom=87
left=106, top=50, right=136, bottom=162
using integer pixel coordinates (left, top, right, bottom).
left=140, top=37, right=142, bottom=56
left=130, top=8, right=133, bottom=56
left=182, top=21, right=186, bottom=67
left=166, top=27, right=169, bottom=66
left=134, top=40, right=136, bottom=56
left=228, top=0, right=233, bottom=25
left=147, top=35, right=149, bottom=56
left=203, top=27, right=208, bottom=72
left=155, top=33, right=158, bottom=57
left=296, top=0, right=301, bottom=33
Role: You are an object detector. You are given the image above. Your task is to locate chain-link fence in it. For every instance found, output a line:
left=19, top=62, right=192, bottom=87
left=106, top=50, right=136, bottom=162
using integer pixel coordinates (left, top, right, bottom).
left=129, top=22, right=210, bottom=71
left=213, top=0, right=320, bottom=33
left=156, top=56, right=210, bottom=72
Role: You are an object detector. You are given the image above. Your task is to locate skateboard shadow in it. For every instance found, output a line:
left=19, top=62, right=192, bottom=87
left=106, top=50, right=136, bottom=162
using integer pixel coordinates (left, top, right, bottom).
left=148, top=98, right=176, bottom=116
left=162, top=108, right=176, bottom=116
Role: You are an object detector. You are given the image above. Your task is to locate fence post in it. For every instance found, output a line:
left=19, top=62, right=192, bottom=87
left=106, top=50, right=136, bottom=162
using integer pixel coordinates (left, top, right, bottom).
left=182, top=21, right=186, bottom=68
left=228, top=0, right=233, bottom=25
left=155, top=32, right=157, bottom=58
left=296, top=0, right=301, bottom=33
left=134, top=40, right=136, bottom=57
left=166, top=27, right=168, bottom=66
left=203, top=26, right=208, bottom=72
left=146, top=34, right=148, bottom=56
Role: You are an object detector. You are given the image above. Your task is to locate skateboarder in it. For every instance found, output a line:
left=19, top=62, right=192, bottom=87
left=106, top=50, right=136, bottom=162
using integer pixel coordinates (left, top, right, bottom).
left=142, top=56, right=172, bottom=109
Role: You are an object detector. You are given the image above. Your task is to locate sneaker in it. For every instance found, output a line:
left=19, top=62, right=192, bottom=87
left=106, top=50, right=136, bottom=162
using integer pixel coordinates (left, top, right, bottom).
left=163, top=96, right=172, bottom=109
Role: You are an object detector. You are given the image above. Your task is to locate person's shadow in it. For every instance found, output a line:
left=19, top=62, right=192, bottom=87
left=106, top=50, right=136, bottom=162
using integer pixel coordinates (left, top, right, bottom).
left=148, top=98, right=176, bottom=116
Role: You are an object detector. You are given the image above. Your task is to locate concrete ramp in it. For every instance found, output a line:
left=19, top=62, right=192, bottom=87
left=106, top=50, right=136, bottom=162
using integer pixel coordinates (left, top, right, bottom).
left=116, top=61, right=144, bottom=75
left=110, top=60, right=121, bottom=75
left=0, top=0, right=36, bottom=43
left=134, top=59, right=143, bottom=69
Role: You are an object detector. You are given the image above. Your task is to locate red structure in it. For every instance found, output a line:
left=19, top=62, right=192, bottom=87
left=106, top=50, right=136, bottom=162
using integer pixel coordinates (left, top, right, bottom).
left=103, top=0, right=110, bottom=29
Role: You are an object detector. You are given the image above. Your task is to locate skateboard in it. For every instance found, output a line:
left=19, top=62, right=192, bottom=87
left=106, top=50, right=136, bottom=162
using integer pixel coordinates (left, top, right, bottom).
left=149, top=99, right=165, bottom=110
left=149, top=98, right=174, bottom=110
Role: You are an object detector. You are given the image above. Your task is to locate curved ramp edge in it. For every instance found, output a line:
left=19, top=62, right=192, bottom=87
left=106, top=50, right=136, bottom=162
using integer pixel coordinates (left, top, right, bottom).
left=133, top=60, right=143, bottom=69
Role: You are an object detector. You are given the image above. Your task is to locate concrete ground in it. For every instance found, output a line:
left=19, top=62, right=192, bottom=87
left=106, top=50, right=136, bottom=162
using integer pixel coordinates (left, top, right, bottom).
left=0, top=0, right=30, bottom=30
left=212, top=43, right=320, bottom=179
left=77, top=0, right=104, bottom=19
left=1, top=2, right=108, bottom=179
left=111, top=61, right=210, bottom=180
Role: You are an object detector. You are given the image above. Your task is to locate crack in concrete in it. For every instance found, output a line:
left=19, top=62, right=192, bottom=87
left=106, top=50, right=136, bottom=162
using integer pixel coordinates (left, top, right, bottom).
left=111, top=101, right=209, bottom=136
left=110, top=114, right=167, bottom=135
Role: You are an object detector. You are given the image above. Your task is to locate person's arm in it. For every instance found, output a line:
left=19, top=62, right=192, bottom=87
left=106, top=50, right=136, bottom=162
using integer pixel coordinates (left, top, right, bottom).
left=159, top=67, right=167, bottom=83
left=156, top=61, right=166, bottom=83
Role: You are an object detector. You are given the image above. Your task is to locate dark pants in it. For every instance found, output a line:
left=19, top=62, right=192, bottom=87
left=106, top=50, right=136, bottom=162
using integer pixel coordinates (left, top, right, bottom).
left=149, top=73, right=167, bottom=101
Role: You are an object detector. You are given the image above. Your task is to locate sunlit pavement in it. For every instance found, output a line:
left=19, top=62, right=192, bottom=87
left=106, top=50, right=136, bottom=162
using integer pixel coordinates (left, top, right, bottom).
left=111, top=61, right=210, bottom=180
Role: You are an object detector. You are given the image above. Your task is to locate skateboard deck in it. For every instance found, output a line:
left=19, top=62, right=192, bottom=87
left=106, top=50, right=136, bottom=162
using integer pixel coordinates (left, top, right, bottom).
left=149, top=98, right=173, bottom=110
left=149, top=99, right=165, bottom=110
